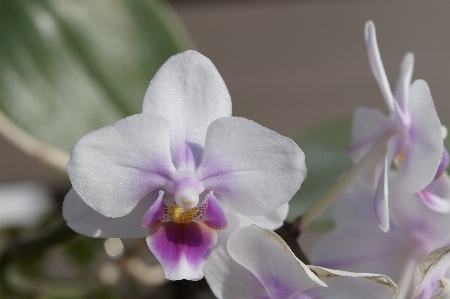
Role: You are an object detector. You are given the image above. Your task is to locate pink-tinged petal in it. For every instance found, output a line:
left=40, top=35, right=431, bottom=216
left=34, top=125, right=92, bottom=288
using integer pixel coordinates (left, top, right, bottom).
left=198, top=117, right=306, bottom=216
left=364, top=21, right=395, bottom=114
left=394, top=53, right=414, bottom=116
left=228, top=225, right=325, bottom=299
left=142, top=190, right=165, bottom=228
left=400, top=79, right=443, bottom=193
left=67, top=114, right=176, bottom=217
left=146, top=221, right=217, bottom=281
left=204, top=243, right=269, bottom=299
left=63, top=188, right=155, bottom=238
left=374, top=158, right=389, bottom=232
left=435, top=148, right=449, bottom=180
left=142, top=51, right=231, bottom=171
left=202, top=192, right=227, bottom=230
left=349, top=107, right=395, bottom=163
left=373, top=135, right=398, bottom=232
left=301, top=266, right=397, bottom=299
left=417, top=190, right=450, bottom=214
left=414, top=245, right=450, bottom=299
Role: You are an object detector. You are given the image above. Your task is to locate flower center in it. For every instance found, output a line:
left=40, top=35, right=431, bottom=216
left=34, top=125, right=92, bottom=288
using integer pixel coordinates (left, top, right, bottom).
left=170, top=205, right=196, bottom=224
left=394, top=151, right=406, bottom=169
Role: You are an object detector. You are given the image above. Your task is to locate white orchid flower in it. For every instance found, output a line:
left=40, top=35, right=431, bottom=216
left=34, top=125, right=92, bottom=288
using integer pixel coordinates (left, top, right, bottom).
left=63, top=50, right=306, bottom=281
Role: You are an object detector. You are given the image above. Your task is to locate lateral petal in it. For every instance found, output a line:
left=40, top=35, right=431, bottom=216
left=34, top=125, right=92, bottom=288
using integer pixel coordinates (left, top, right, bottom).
left=67, top=114, right=176, bottom=217
left=63, top=188, right=151, bottom=238
left=198, top=117, right=306, bottom=216
left=146, top=221, right=217, bottom=281
left=401, top=79, right=443, bottom=193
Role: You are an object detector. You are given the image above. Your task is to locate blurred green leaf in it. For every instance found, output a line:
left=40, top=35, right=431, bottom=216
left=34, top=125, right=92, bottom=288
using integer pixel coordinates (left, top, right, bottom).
left=288, top=119, right=352, bottom=227
left=0, top=0, right=191, bottom=154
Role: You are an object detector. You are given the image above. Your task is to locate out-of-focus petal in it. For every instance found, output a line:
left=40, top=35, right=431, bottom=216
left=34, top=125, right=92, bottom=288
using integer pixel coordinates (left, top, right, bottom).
left=301, top=266, right=397, bottom=299
left=414, top=245, right=450, bottom=299
left=67, top=114, right=176, bottom=217
left=146, top=221, right=217, bottom=281
left=364, top=21, right=395, bottom=114
left=142, top=50, right=231, bottom=170
left=228, top=225, right=325, bottom=298
left=417, top=190, right=450, bottom=214
left=374, top=136, right=398, bottom=232
left=204, top=243, right=268, bottom=299
left=401, top=80, right=443, bottom=193
left=348, top=107, right=395, bottom=163
left=63, top=188, right=151, bottom=238
left=394, top=53, right=414, bottom=115
left=435, top=148, right=449, bottom=180
left=198, top=117, right=306, bottom=216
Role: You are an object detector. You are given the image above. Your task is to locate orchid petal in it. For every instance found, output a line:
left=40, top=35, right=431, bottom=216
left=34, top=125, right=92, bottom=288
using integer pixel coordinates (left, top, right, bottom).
left=394, top=52, right=414, bottom=115
left=414, top=245, right=450, bottom=299
left=364, top=21, right=395, bottom=114
left=418, top=190, right=450, bottom=214
left=348, top=107, right=395, bottom=163
left=374, top=136, right=398, bottom=232
left=67, top=114, right=176, bottom=217
left=301, top=266, right=397, bottom=299
left=401, top=79, right=443, bottom=193
left=142, top=50, right=231, bottom=170
left=63, top=188, right=150, bottom=238
left=142, top=190, right=165, bottom=228
left=202, top=192, right=228, bottom=230
left=204, top=243, right=269, bottom=299
left=435, top=148, right=449, bottom=180
left=228, top=225, right=325, bottom=298
left=146, top=221, right=217, bottom=281
left=198, top=117, right=306, bottom=216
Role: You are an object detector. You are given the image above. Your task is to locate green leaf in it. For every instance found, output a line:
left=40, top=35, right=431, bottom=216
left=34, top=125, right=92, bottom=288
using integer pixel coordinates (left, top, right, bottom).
left=288, top=119, right=352, bottom=227
left=0, top=0, right=191, bottom=161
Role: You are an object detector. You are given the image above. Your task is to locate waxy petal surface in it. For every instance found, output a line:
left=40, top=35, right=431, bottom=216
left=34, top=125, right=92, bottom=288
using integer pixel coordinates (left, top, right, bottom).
left=228, top=225, right=325, bottom=298
left=67, top=114, right=176, bottom=217
left=146, top=221, right=217, bottom=281
left=63, top=188, right=150, bottom=238
left=394, top=53, right=414, bottom=114
left=142, top=50, right=231, bottom=170
left=400, top=80, right=443, bottom=193
left=198, top=117, right=306, bottom=216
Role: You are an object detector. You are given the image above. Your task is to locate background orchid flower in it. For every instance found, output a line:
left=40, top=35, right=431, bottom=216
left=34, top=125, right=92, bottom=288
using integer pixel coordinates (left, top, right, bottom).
left=63, top=50, right=306, bottom=281
left=206, top=224, right=397, bottom=299
left=308, top=171, right=450, bottom=299
left=348, top=21, right=444, bottom=231
left=413, top=245, right=450, bottom=299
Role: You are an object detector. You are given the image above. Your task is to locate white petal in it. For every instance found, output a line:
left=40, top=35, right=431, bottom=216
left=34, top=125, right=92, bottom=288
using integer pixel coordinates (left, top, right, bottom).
left=67, top=114, right=176, bottom=217
left=364, top=21, right=395, bottom=114
left=198, top=117, right=306, bottom=216
left=414, top=245, right=450, bottom=299
left=228, top=225, right=325, bottom=298
left=63, top=188, right=151, bottom=238
left=142, top=50, right=231, bottom=170
left=302, top=266, right=397, bottom=299
left=204, top=244, right=268, bottom=299
left=400, top=79, right=443, bottom=193
left=394, top=53, right=414, bottom=114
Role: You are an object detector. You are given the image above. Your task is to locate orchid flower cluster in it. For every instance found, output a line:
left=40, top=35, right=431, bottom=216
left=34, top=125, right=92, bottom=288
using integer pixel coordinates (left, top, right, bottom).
left=63, top=20, right=449, bottom=299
